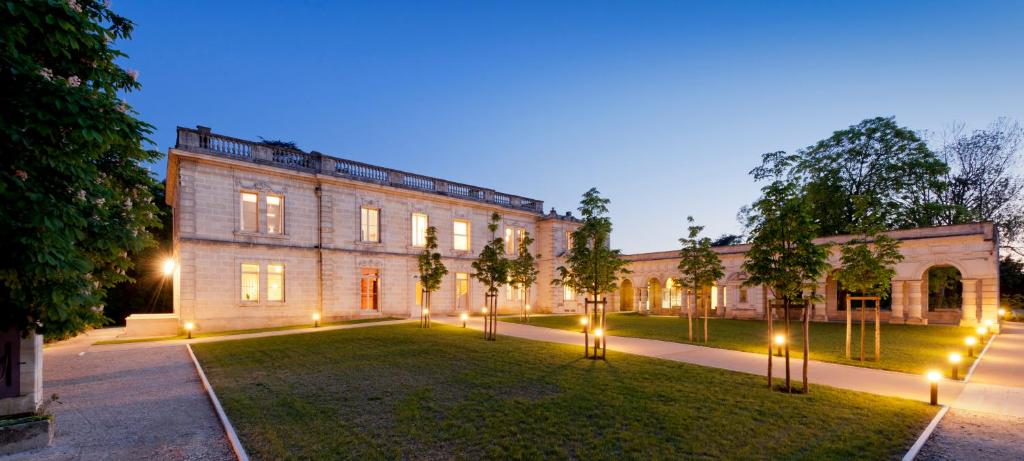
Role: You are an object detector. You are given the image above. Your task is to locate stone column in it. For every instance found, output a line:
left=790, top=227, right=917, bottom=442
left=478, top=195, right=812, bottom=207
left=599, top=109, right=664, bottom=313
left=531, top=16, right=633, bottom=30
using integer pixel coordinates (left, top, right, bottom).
left=979, top=278, right=1000, bottom=333
left=906, top=280, right=927, bottom=325
left=889, top=281, right=906, bottom=324
left=960, top=279, right=979, bottom=327
left=813, top=280, right=828, bottom=321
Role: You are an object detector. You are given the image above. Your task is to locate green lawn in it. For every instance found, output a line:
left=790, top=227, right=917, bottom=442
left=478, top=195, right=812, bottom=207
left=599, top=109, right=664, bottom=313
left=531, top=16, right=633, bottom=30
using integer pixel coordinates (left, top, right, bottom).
left=193, top=324, right=935, bottom=460
left=94, top=317, right=402, bottom=345
left=504, top=313, right=978, bottom=377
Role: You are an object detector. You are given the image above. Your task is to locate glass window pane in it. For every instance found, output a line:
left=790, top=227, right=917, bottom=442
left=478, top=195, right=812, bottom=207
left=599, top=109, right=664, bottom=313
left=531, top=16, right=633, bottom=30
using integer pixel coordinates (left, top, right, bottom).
left=241, top=192, right=258, bottom=232
left=412, top=213, right=428, bottom=247
left=453, top=220, right=469, bottom=251
left=563, top=285, right=574, bottom=301
left=241, top=263, right=259, bottom=302
left=266, top=195, right=283, bottom=234
left=504, top=228, right=514, bottom=254
left=362, top=207, right=380, bottom=242
left=267, top=264, right=284, bottom=301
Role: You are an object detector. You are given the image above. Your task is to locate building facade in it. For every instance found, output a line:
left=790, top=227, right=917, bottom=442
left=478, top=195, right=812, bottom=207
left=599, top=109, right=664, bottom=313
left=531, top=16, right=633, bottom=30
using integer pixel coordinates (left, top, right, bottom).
left=617, top=223, right=1002, bottom=328
left=127, top=126, right=581, bottom=336
left=127, top=126, right=1002, bottom=336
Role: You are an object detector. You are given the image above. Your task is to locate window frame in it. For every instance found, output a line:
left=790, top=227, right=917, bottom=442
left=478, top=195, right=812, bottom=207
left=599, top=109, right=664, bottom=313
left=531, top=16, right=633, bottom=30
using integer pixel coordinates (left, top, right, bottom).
left=267, top=263, right=285, bottom=302
left=411, top=213, right=429, bottom=247
left=240, top=191, right=259, bottom=233
left=265, top=194, right=284, bottom=235
left=361, top=206, right=381, bottom=243
left=453, top=219, right=471, bottom=251
left=240, top=262, right=260, bottom=303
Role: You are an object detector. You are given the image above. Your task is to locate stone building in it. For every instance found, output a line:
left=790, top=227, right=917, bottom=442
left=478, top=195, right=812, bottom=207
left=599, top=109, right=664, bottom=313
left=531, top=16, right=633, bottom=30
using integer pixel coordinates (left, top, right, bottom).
left=127, top=126, right=581, bottom=336
left=128, top=126, right=1002, bottom=336
left=616, top=222, right=1002, bottom=328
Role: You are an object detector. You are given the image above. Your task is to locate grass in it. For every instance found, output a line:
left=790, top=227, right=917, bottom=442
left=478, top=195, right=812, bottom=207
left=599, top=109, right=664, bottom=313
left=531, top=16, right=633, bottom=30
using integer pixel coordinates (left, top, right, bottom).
left=193, top=324, right=935, bottom=460
left=94, top=317, right=402, bottom=345
left=504, top=313, right=980, bottom=378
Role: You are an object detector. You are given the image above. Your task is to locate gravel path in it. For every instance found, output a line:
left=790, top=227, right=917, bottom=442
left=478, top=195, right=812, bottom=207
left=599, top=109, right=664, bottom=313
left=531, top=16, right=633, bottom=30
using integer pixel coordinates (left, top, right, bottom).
left=917, top=408, right=1024, bottom=460
left=2, top=328, right=234, bottom=461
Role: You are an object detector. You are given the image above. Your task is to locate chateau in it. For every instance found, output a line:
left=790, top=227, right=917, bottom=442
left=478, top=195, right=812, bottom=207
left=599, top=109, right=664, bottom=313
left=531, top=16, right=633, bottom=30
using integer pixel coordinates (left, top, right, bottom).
left=126, top=127, right=1002, bottom=336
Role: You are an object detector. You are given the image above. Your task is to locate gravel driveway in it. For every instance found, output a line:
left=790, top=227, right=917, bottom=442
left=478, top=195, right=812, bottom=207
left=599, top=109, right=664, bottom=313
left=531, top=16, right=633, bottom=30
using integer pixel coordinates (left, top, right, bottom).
left=2, top=328, right=234, bottom=461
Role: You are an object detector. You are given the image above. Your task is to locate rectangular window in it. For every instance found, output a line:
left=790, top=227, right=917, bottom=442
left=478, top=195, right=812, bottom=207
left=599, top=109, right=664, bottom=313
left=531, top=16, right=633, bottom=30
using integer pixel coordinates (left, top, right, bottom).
left=563, top=285, right=574, bottom=301
left=241, top=263, right=259, bottom=302
left=360, top=268, right=379, bottom=310
left=455, top=272, right=469, bottom=310
left=453, top=219, right=470, bottom=251
left=411, top=213, right=428, bottom=247
left=415, top=280, right=423, bottom=306
left=240, top=192, right=258, bottom=232
left=739, top=288, right=748, bottom=304
left=516, top=228, right=525, bottom=249
left=267, top=263, right=284, bottom=302
left=266, top=195, right=284, bottom=234
left=361, top=207, right=380, bottom=243
left=723, top=286, right=728, bottom=307
left=504, top=228, right=515, bottom=254
left=565, top=230, right=573, bottom=251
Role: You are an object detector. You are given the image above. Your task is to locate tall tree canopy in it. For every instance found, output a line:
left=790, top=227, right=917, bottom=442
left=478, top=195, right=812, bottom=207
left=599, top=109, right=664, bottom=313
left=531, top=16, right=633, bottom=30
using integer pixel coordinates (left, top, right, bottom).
left=1, top=0, right=161, bottom=338
left=747, top=117, right=949, bottom=236
left=555, top=188, right=630, bottom=300
left=677, top=216, right=724, bottom=342
left=834, top=200, right=904, bottom=300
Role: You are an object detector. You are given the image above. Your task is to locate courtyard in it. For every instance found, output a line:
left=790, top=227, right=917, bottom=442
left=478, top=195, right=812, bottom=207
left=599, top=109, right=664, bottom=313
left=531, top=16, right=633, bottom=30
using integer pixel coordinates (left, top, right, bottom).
left=192, top=324, right=934, bottom=460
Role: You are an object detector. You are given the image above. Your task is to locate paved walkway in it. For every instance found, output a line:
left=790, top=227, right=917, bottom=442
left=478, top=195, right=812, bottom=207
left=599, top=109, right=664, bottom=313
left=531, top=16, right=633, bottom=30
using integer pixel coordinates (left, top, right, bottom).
left=918, top=322, right=1024, bottom=460
left=437, top=316, right=966, bottom=404
left=6, top=328, right=234, bottom=461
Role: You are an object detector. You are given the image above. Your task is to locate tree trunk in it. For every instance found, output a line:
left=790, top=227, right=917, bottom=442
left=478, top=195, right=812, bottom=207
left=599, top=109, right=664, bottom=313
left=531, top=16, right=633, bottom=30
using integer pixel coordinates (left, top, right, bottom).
left=860, top=303, right=865, bottom=361
left=784, top=298, right=791, bottom=393
left=767, top=297, right=773, bottom=389
left=845, top=298, right=851, bottom=359
left=583, top=295, right=590, bottom=358
left=802, top=299, right=809, bottom=393
left=688, top=285, right=694, bottom=341
left=704, top=288, right=709, bottom=343
left=601, top=296, right=607, bottom=359
left=875, top=305, right=880, bottom=361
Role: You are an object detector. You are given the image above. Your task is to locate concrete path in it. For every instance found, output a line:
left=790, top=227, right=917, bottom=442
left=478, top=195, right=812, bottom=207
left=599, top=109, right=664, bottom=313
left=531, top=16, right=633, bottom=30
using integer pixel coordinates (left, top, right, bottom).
left=437, top=316, right=965, bottom=404
left=5, top=328, right=234, bottom=461
left=918, top=322, right=1024, bottom=460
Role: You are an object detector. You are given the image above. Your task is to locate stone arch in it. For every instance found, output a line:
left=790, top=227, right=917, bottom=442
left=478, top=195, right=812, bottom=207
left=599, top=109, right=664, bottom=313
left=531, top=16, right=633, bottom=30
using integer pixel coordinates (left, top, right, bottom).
left=619, top=279, right=634, bottom=311
left=647, top=278, right=662, bottom=312
left=914, top=260, right=970, bottom=281
left=923, top=265, right=963, bottom=324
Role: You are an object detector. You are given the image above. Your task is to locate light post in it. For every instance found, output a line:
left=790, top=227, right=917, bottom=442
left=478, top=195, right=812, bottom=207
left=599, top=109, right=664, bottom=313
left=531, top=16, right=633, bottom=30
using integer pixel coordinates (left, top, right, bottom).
left=312, top=312, right=320, bottom=328
left=977, top=326, right=988, bottom=343
left=421, top=307, right=430, bottom=328
left=774, top=334, right=785, bottom=357
left=184, top=321, right=195, bottom=339
left=926, top=370, right=941, bottom=405
left=948, top=352, right=961, bottom=380
left=460, top=312, right=468, bottom=328
left=580, top=317, right=589, bottom=358
left=965, top=336, right=976, bottom=357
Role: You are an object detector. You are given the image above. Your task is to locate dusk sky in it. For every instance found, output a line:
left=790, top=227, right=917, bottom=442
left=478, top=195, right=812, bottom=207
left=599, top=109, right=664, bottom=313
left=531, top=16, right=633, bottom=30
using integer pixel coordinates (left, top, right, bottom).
left=118, top=0, right=1024, bottom=254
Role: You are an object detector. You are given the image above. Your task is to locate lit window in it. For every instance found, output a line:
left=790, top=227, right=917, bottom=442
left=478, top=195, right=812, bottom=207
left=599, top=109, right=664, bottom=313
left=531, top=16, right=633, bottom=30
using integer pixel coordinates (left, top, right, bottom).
left=360, top=268, right=379, bottom=310
left=455, top=273, right=469, bottom=310
left=411, top=213, right=428, bottom=247
left=361, top=207, right=380, bottom=242
left=723, top=286, right=728, bottom=307
left=563, top=285, right=574, bottom=301
left=506, top=283, right=514, bottom=301
left=240, top=192, right=258, bottom=232
left=267, top=264, right=284, bottom=301
left=415, top=280, right=423, bottom=306
left=516, top=228, right=525, bottom=249
left=453, top=219, right=470, bottom=251
left=266, top=195, right=283, bottom=234
left=241, top=263, right=259, bottom=302
left=565, top=230, right=573, bottom=251
left=504, top=228, right=515, bottom=254
left=710, top=284, right=718, bottom=309
left=739, top=288, right=748, bottom=304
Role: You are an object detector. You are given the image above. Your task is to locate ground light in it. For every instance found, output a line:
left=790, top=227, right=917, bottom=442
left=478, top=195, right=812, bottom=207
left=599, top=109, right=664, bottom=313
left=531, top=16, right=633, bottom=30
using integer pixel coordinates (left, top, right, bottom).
left=579, top=316, right=588, bottom=332
left=965, top=336, right=977, bottom=357
left=460, top=312, right=468, bottom=328
left=162, top=258, right=175, bottom=276
left=977, top=326, right=988, bottom=342
left=594, top=328, right=603, bottom=338
left=926, top=370, right=941, bottom=405
left=312, top=312, right=320, bottom=328
left=998, top=308, right=1006, bottom=321
left=774, top=334, right=785, bottom=357
left=184, top=321, right=195, bottom=339
left=948, top=352, right=961, bottom=380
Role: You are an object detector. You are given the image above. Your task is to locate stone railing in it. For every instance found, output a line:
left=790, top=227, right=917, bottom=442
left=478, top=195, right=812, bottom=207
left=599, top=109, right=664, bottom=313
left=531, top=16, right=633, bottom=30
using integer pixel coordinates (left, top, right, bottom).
left=175, top=126, right=544, bottom=213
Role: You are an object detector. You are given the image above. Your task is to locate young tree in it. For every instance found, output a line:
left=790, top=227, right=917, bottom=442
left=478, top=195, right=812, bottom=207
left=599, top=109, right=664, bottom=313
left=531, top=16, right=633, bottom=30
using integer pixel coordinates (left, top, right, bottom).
left=471, top=213, right=509, bottom=341
left=555, top=188, right=631, bottom=359
left=743, top=156, right=830, bottom=393
left=417, top=226, right=448, bottom=328
left=677, top=216, right=724, bottom=343
left=509, top=231, right=540, bottom=322
left=1, top=1, right=162, bottom=340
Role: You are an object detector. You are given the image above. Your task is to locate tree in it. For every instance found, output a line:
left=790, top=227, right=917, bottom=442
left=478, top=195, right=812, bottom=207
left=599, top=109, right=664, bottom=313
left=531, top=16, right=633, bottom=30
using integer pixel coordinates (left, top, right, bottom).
left=1001, top=257, right=1024, bottom=311
left=743, top=156, right=830, bottom=393
left=711, top=233, right=744, bottom=247
left=509, top=231, right=540, bottom=322
left=834, top=201, right=904, bottom=360
left=744, top=117, right=950, bottom=236
left=677, top=216, right=724, bottom=343
left=1, top=1, right=161, bottom=340
left=471, top=213, right=508, bottom=341
left=417, top=226, right=448, bottom=328
left=932, top=119, right=1024, bottom=257
left=555, top=188, right=631, bottom=359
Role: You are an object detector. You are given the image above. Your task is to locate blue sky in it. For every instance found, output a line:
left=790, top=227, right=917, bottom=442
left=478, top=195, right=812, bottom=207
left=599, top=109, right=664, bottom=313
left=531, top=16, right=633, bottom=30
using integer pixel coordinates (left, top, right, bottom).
left=117, top=0, right=1024, bottom=253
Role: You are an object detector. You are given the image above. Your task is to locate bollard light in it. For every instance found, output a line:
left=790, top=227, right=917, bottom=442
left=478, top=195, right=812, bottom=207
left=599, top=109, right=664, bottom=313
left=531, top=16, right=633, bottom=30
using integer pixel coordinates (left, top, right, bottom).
left=161, top=258, right=176, bottom=276
left=948, top=352, right=961, bottom=380
left=926, top=370, right=941, bottom=405
left=525, top=305, right=531, bottom=311
left=312, top=312, right=320, bottom=328
left=422, top=308, right=430, bottom=315
left=460, top=312, right=469, bottom=327
left=594, top=328, right=604, bottom=338
left=965, top=336, right=976, bottom=357
left=998, top=308, right=1006, bottom=320
left=481, top=307, right=488, bottom=314
left=580, top=317, right=588, bottom=333
left=184, top=321, right=195, bottom=339
left=774, top=334, right=785, bottom=357
left=977, top=326, right=988, bottom=342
